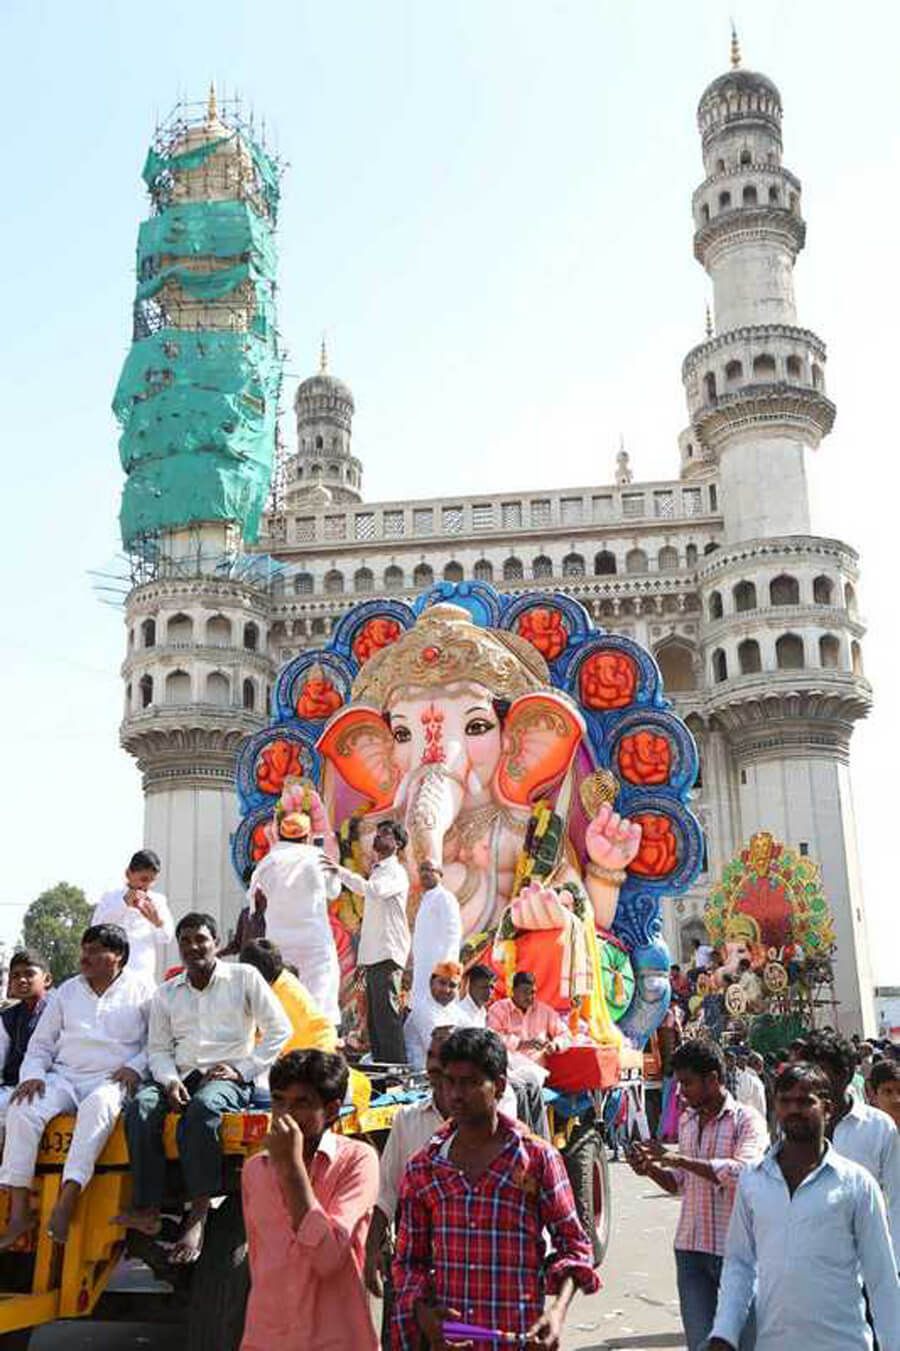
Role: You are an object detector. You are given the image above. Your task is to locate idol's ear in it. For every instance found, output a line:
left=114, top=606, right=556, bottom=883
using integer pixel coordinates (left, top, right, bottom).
left=495, top=692, right=585, bottom=807
left=316, top=706, right=401, bottom=811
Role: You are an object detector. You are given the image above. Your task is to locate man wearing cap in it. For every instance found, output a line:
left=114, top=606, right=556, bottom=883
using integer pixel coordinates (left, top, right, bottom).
left=246, top=809, right=342, bottom=1025
left=327, top=821, right=410, bottom=1063
left=403, top=963, right=469, bottom=1070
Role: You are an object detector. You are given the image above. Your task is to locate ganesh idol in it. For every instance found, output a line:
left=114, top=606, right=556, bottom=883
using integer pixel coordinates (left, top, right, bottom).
left=316, top=604, right=641, bottom=979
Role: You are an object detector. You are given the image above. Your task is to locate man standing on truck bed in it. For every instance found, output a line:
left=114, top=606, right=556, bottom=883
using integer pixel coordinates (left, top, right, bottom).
left=116, top=911, right=290, bottom=1264
left=92, top=849, right=174, bottom=986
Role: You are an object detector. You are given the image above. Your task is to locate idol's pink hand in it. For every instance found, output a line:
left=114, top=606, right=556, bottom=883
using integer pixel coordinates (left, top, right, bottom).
left=585, top=803, right=642, bottom=870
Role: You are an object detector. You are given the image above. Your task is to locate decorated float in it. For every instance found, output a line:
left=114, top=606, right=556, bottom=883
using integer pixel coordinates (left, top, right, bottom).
left=702, top=830, right=837, bottom=1040
left=232, top=581, right=703, bottom=1049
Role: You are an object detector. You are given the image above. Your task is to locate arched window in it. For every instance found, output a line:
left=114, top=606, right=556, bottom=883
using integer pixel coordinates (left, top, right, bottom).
left=725, top=359, right=743, bottom=385
left=311, top=617, right=328, bottom=636
left=562, top=553, right=585, bottom=578
left=503, top=557, right=524, bottom=582
left=206, top=614, right=231, bottom=646
left=733, top=580, right=757, bottom=613
left=686, top=543, right=698, bottom=567
left=474, top=559, right=493, bottom=582
left=594, top=550, right=616, bottom=576
left=770, top=574, right=799, bottom=606
left=315, top=435, right=323, bottom=450
left=844, top=581, right=857, bottom=617
left=328, top=463, right=340, bottom=477
left=786, top=354, right=803, bottom=380
left=128, top=628, right=134, bottom=650
left=738, top=639, right=762, bottom=674
left=742, top=184, right=758, bottom=205
left=719, top=190, right=732, bottom=210
left=811, top=363, right=823, bottom=389
left=740, top=148, right=752, bottom=166
left=752, top=353, right=776, bottom=379
left=141, top=618, right=156, bottom=649
left=165, top=669, right=191, bottom=704
left=413, top=563, right=434, bottom=588
left=242, top=677, right=256, bottom=710
left=813, top=575, right=833, bottom=605
left=658, top=546, right=679, bottom=572
left=709, top=591, right=723, bottom=620
left=139, top=674, right=153, bottom=708
left=243, top=622, right=258, bottom=652
left=701, top=203, right=710, bottom=223
left=716, top=158, right=725, bottom=173
left=294, top=572, right=314, bottom=595
left=206, top=671, right=231, bottom=704
left=712, top=648, right=728, bottom=682
left=704, top=541, right=720, bottom=555
left=704, top=371, right=717, bottom=402
left=125, top=683, right=132, bottom=714
left=776, top=633, right=804, bottom=669
left=353, top=567, right=374, bottom=594
left=625, top=548, right=648, bottom=574
left=167, top=613, right=192, bottom=644
left=851, top=640, right=864, bottom=676
left=443, top=562, right=464, bottom=583
left=655, top=640, right=697, bottom=692
left=768, top=184, right=780, bottom=204
left=385, top=565, right=404, bottom=591
left=323, top=569, right=344, bottom=595
left=532, top=555, right=553, bottom=580
left=819, top=635, right=841, bottom=669
left=270, top=574, right=286, bottom=598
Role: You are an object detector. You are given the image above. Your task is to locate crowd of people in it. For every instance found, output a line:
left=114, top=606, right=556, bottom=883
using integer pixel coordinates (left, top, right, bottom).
left=1, top=835, right=898, bottom=1349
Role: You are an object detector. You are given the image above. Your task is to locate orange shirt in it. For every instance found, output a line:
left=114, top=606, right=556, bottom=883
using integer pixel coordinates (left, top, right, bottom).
left=241, top=1131, right=379, bottom=1350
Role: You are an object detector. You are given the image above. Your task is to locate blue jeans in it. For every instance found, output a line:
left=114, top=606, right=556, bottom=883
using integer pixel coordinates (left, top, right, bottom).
left=675, top=1249, right=755, bottom=1350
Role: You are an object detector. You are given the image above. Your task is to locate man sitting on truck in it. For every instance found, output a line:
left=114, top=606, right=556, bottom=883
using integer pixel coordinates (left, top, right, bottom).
left=0, top=949, right=52, bottom=1134
left=116, top=912, right=290, bottom=1264
left=0, top=924, right=151, bottom=1248
left=487, top=970, right=569, bottom=1067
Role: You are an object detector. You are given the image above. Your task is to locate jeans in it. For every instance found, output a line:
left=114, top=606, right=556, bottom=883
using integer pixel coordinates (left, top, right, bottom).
left=364, top=961, right=406, bottom=1063
left=124, top=1071, right=252, bottom=1208
left=675, top=1248, right=755, bottom=1350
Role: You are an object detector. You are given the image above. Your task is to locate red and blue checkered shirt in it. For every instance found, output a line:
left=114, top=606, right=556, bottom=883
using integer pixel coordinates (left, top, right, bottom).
left=391, top=1114, right=599, bottom=1349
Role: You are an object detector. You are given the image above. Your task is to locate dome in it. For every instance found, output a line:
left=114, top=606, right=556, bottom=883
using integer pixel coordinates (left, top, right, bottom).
left=698, top=67, right=781, bottom=116
left=294, top=340, right=355, bottom=412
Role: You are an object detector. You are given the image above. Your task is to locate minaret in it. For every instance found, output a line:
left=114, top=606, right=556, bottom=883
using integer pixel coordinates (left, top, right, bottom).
left=116, top=89, right=282, bottom=937
left=684, top=39, right=876, bottom=1032
left=284, top=339, right=361, bottom=509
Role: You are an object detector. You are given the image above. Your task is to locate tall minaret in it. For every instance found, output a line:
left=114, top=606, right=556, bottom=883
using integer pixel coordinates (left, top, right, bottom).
left=283, top=339, right=361, bottom=510
left=116, top=89, right=282, bottom=937
left=683, top=39, right=876, bottom=1032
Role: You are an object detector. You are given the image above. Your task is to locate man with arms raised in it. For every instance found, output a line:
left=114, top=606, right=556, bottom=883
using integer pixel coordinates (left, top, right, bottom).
left=392, top=1026, right=598, bottom=1349
left=118, top=912, right=290, bottom=1262
left=708, top=1062, right=900, bottom=1349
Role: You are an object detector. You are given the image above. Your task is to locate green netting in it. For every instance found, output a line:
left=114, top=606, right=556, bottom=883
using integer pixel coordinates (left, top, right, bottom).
left=137, top=200, right=277, bottom=278
left=135, top=260, right=257, bottom=302
left=142, top=132, right=280, bottom=221
left=115, top=329, right=282, bottom=547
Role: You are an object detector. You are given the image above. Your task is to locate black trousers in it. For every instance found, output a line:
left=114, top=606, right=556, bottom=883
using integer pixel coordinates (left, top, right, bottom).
left=364, top=960, right=407, bottom=1063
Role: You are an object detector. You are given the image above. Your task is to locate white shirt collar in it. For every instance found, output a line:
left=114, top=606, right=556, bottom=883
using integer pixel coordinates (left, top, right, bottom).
left=316, top=1128, right=339, bottom=1161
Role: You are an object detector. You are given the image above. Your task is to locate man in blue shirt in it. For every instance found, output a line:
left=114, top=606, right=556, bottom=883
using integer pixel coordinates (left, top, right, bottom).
left=708, top=1062, right=900, bottom=1350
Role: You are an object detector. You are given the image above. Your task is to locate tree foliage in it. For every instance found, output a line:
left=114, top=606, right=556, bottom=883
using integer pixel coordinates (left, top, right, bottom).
left=22, top=882, right=92, bottom=985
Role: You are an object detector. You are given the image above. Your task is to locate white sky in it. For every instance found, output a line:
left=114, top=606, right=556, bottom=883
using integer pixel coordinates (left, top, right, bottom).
left=0, top=0, right=897, bottom=981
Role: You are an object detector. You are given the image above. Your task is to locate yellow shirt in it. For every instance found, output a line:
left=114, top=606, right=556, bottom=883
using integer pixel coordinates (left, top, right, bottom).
left=273, top=969, right=337, bottom=1054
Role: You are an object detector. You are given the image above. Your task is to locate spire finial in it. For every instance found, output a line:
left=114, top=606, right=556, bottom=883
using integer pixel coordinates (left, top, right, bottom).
left=319, top=335, right=328, bottom=374
left=207, top=81, right=218, bottom=124
left=706, top=304, right=714, bottom=339
left=730, top=22, right=742, bottom=69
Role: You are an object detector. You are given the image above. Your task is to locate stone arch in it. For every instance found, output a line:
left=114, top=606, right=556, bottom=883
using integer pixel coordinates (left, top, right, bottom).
left=657, top=546, right=679, bottom=572
left=166, top=669, right=191, bottom=704
left=593, top=550, right=616, bottom=576
left=562, top=552, right=585, bottom=578
left=704, top=371, right=717, bottom=402
left=655, top=639, right=697, bottom=692
left=775, top=633, right=804, bottom=669
left=813, top=575, right=833, bottom=605
left=443, top=561, right=464, bottom=583
left=851, top=640, right=864, bottom=676
left=385, top=565, right=404, bottom=591
left=503, top=557, right=524, bottom=582
left=733, top=580, right=757, bottom=613
left=712, top=648, right=728, bottom=683
left=786, top=354, right=803, bottom=380
left=294, top=573, right=314, bottom=595
left=141, top=618, right=156, bottom=648
left=725, top=359, right=743, bottom=385
left=752, top=353, right=777, bottom=379
left=686, top=543, right=698, bottom=567
left=243, top=621, right=259, bottom=652
left=206, top=614, right=231, bottom=646
left=323, top=569, right=344, bottom=595
left=166, top=613, right=193, bottom=644
left=206, top=671, right=231, bottom=705
left=709, top=590, right=723, bottom=621
left=625, top=548, right=648, bottom=574
left=532, top=555, right=553, bottom=580
left=474, top=559, right=494, bottom=582
left=742, top=183, right=758, bottom=205
left=139, top=673, right=153, bottom=708
left=738, top=638, right=762, bottom=674
left=413, top=563, right=434, bottom=588
left=819, top=634, right=841, bottom=669
left=718, top=190, right=732, bottom=210
left=354, top=567, right=374, bottom=594
left=844, top=581, right=857, bottom=617
left=770, top=574, right=799, bottom=606
left=811, top=363, right=823, bottom=390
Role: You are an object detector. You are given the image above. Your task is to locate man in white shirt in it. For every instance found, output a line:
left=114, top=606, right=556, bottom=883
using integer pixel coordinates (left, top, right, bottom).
left=0, top=923, right=151, bottom=1248
left=117, top=911, right=290, bottom=1264
left=245, top=809, right=342, bottom=1023
left=329, top=820, right=410, bottom=1064
left=804, top=1028, right=900, bottom=1259
left=459, top=964, right=496, bottom=1027
left=735, top=1052, right=768, bottom=1124
left=403, top=963, right=469, bottom=1070
left=92, top=849, right=174, bottom=986
left=410, top=861, right=461, bottom=1012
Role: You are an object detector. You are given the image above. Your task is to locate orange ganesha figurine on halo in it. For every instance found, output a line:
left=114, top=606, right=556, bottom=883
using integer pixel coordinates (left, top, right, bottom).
left=580, top=651, right=637, bottom=710
left=629, top=813, right=678, bottom=877
left=295, top=668, right=343, bottom=720
left=618, top=730, right=672, bottom=786
left=255, top=738, right=304, bottom=796
left=516, top=607, right=568, bottom=661
left=352, top=617, right=402, bottom=664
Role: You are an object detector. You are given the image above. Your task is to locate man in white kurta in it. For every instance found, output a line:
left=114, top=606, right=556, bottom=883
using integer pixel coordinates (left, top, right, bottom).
left=410, top=861, right=462, bottom=1013
left=246, top=813, right=342, bottom=1024
left=0, top=923, right=151, bottom=1246
left=403, top=963, right=470, bottom=1070
left=92, top=849, right=174, bottom=986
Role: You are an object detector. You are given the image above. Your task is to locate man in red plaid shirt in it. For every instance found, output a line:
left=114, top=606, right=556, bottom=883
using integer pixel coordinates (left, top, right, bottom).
left=391, top=1026, right=599, bottom=1350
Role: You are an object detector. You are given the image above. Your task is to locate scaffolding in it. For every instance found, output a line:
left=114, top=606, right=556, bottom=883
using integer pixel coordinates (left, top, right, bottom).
left=113, top=89, right=286, bottom=572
